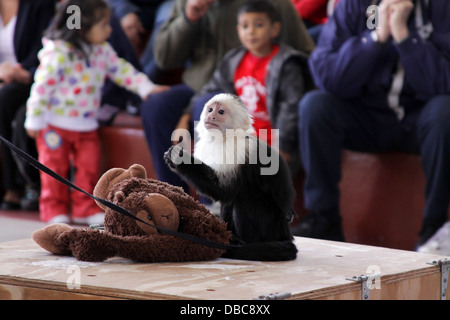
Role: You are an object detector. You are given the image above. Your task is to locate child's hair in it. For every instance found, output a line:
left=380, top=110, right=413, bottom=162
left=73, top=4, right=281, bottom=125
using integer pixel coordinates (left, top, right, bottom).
left=45, top=0, right=110, bottom=55
left=237, top=0, right=280, bottom=23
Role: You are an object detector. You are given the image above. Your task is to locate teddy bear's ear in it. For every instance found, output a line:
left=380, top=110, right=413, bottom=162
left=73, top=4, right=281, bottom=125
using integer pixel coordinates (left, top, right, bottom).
left=127, top=164, right=147, bottom=179
left=93, top=164, right=147, bottom=210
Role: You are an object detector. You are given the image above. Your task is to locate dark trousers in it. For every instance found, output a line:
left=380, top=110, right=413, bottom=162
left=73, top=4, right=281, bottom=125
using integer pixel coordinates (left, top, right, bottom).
left=0, top=82, right=31, bottom=191
left=299, top=90, right=450, bottom=227
left=141, top=84, right=194, bottom=192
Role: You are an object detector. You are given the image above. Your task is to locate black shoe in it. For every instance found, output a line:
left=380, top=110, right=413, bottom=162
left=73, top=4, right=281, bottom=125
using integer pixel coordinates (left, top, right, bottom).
left=292, top=211, right=345, bottom=242
left=0, top=201, right=21, bottom=210
left=20, top=186, right=40, bottom=211
left=415, top=221, right=444, bottom=250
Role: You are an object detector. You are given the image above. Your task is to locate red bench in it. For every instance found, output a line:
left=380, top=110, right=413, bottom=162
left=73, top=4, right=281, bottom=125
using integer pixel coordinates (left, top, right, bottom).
left=99, top=112, right=155, bottom=178
left=339, top=151, right=429, bottom=250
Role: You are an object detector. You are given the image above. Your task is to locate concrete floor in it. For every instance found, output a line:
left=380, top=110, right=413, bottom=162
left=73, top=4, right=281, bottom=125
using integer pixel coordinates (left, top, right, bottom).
left=0, top=211, right=46, bottom=243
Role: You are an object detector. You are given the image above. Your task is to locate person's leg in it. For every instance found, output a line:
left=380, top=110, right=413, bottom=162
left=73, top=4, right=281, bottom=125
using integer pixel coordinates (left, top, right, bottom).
left=295, top=90, right=400, bottom=240
left=0, top=83, right=31, bottom=208
left=70, top=130, right=102, bottom=222
left=415, top=95, right=450, bottom=246
left=141, top=84, right=194, bottom=192
left=35, top=127, right=71, bottom=222
left=140, top=0, right=174, bottom=81
left=11, top=104, right=41, bottom=211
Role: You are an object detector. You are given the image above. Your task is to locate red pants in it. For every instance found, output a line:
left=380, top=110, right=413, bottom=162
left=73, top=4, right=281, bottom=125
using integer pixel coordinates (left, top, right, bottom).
left=36, top=126, right=101, bottom=222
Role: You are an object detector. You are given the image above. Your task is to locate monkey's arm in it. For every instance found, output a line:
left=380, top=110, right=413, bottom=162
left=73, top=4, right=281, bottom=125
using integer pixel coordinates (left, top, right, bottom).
left=164, top=145, right=236, bottom=202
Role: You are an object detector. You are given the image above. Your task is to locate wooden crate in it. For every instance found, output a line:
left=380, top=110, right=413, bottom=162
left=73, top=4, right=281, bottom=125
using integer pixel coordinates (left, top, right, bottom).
left=0, top=237, right=448, bottom=300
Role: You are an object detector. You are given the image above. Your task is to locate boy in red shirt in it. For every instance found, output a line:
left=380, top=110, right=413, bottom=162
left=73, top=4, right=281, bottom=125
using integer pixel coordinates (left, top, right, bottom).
left=233, top=9, right=281, bottom=147
left=191, top=0, right=309, bottom=176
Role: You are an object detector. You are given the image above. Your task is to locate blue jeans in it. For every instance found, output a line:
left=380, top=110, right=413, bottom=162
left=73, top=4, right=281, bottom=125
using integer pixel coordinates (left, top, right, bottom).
left=299, top=90, right=450, bottom=226
left=140, top=0, right=174, bottom=81
left=141, top=84, right=194, bottom=192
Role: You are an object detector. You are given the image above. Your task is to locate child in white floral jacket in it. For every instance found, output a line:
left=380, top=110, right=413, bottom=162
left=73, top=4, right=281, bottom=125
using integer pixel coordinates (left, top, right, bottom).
left=25, top=0, right=168, bottom=224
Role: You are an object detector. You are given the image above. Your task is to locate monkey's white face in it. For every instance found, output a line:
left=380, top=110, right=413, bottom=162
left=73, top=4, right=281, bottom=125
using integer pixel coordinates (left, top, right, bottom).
left=195, top=94, right=258, bottom=174
left=204, top=102, right=232, bottom=132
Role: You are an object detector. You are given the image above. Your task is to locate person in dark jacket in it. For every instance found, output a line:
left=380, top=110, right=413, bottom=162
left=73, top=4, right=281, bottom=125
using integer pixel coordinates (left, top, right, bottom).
left=0, top=0, right=56, bottom=210
left=294, top=0, right=450, bottom=248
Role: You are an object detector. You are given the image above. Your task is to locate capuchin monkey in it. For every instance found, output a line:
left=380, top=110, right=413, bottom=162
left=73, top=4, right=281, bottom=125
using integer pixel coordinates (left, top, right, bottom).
left=164, top=93, right=297, bottom=261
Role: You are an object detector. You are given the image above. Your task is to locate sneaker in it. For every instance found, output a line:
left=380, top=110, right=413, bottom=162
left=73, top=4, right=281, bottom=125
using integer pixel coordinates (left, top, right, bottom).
left=20, top=186, right=40, bottom=211
left=291, top=211, right=345, bottom=242
left=72, top=212, right=105, bottom=226
left=0, top=201, right=21, bottom=210
left=126, top=102, right=140, bottom=115
left=415, top=220, right=445, bottom=250
left=48, top=214, right=71, bottom=224
left=417, top=221, right=450, bottom=255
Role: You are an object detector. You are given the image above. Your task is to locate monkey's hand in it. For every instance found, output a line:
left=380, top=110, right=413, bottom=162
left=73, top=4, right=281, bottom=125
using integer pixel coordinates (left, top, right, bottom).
left=164, top=144, right=185, bottom=172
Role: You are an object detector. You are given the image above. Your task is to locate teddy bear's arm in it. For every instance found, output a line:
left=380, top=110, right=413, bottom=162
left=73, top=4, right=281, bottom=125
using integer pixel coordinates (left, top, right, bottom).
left=112, top=234, right=226, bottom=262
left=57, top=227, right=223, bottom=262
left=59, top=228, right=119, bottom=262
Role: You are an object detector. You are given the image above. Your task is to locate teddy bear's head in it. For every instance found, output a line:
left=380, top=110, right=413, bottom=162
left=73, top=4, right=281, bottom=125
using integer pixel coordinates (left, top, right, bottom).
left=93, top=164, right=180, bottom=237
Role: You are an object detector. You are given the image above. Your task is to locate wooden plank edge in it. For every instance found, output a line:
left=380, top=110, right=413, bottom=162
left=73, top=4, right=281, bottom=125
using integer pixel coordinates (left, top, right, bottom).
left=0, top=276, right=187, bottom=300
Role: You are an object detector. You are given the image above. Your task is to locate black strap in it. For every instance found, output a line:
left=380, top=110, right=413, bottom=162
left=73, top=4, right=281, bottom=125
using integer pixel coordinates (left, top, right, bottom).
left=0, top=135, right=234, bottom=251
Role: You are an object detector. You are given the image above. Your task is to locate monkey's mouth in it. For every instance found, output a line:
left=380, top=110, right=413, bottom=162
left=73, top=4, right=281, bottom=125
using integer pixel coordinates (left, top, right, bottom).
left=204, top=122, right=220, bottom=129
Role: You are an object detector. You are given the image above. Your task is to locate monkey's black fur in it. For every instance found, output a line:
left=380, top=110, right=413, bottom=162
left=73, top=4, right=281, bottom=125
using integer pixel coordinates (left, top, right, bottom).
left=164, top=142, right=297, bottom=261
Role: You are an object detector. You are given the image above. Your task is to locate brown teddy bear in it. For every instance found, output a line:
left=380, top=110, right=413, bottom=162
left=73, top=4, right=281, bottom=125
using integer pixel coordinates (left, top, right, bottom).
left=32, top=164, right=232, bottom=262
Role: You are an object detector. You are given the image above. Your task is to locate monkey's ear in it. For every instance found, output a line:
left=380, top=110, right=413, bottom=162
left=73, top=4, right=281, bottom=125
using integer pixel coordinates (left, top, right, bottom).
left=93, top=164, right=147, bottom=210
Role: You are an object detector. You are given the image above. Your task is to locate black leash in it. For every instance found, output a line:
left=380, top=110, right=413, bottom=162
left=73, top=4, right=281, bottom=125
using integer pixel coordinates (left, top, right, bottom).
left=0, top=135, right=233, bottom=251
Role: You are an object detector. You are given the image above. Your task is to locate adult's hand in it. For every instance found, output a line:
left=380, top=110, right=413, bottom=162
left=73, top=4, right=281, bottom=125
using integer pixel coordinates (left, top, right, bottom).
left=26, top=129, right=40, bottom=139
left=0, top=63, right=31, bottom=84
left=12, top=64, right=31, bottom=84
left=389, top=0, right=414, bottom=42
left=121, top=12, right=145, bottom=45
left=376, top=0, right=413, bottom=43
left=185, top=0, right=216, bottom=23
left=0, top=62, right=15, bottom=84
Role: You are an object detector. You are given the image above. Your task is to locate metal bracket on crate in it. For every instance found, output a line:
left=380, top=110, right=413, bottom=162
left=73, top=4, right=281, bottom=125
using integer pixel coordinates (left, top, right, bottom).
left=255, top=292, right=291, bottom=300
left=427, top=258, right=450, bottom=300
left=346, top=274, right=380, bottom=300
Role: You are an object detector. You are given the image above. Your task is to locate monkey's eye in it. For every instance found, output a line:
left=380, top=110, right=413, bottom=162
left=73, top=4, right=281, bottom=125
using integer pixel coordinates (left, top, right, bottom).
left=218, top=109, right=225, bottom=115
left=147, top=213, right=153, bottom=221
left=208, top=107, right=213, bottom=113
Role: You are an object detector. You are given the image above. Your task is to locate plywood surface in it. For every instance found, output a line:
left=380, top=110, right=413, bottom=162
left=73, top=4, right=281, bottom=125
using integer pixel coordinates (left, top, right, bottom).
left=0, top=237, right=448, bottom=300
